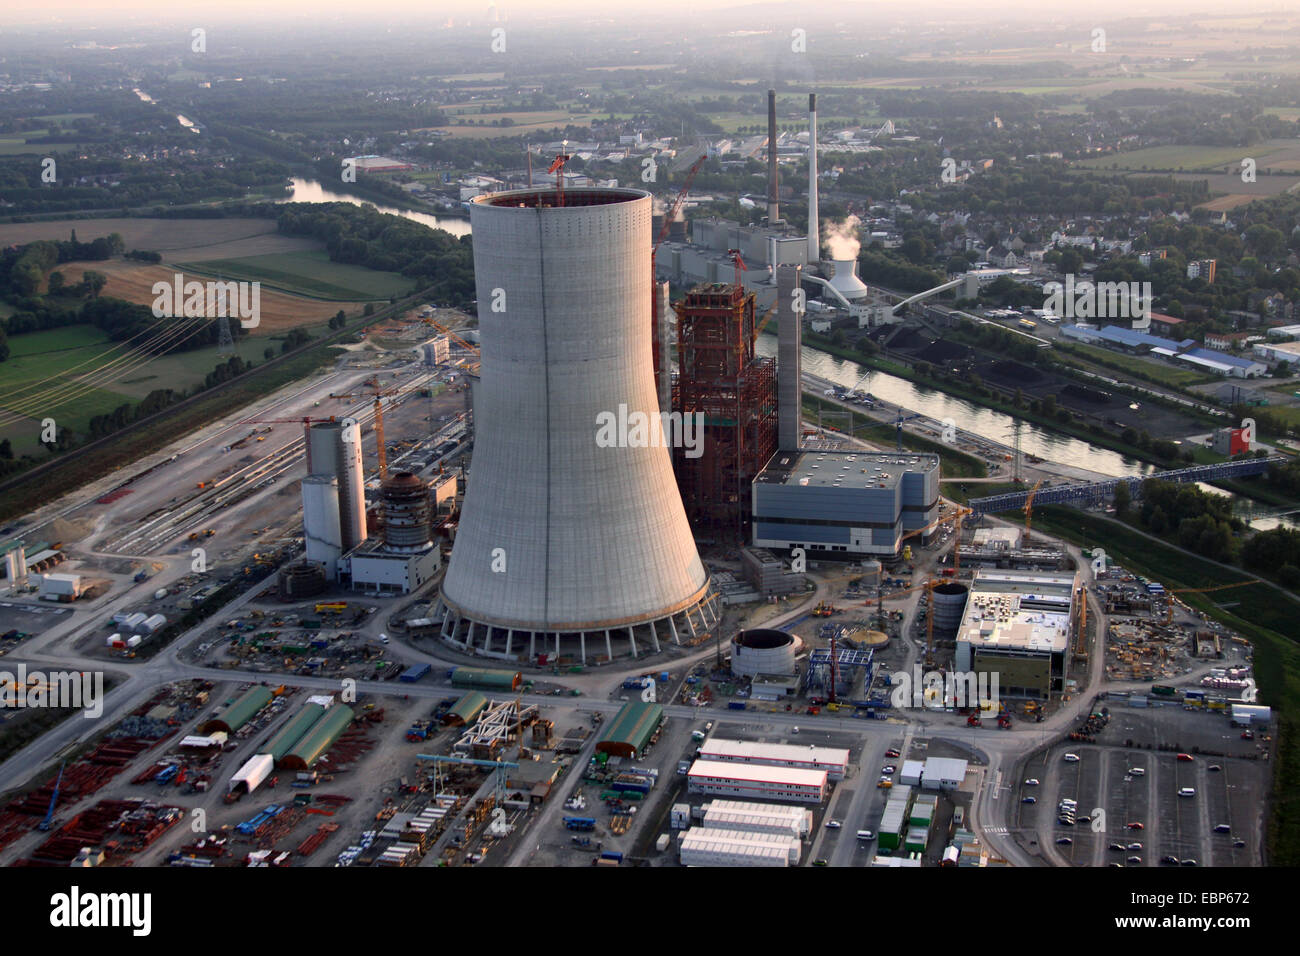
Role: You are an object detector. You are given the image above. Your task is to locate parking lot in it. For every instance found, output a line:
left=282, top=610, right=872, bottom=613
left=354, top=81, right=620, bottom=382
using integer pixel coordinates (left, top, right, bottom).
left=1014, top=704, right=1269, bottom=867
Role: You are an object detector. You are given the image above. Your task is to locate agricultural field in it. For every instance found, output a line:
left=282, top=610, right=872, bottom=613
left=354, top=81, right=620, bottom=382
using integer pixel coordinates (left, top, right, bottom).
left=178, top=251, right=412, bottom=301
left=1075, top=140, right=1300, bottom=173
left=0, top=218, right=316, bottom=262
left=0, top=326, right=136, bottom=452
left=57, top=261, right=354, bottom=333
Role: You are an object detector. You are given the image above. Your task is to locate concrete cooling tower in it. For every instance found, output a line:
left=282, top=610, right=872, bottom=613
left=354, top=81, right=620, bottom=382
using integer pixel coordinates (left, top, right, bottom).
left=434, top=186, right=720, bottom=663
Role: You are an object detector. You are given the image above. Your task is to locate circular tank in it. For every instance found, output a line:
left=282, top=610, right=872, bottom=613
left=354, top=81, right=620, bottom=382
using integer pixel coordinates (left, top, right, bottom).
left=931, top=582, right=970, bottom=638
left=730, top=628, right=802, bottom=678
left=279, top=560, right=327, bottom=599
left=858, top=560, right=882, bottom=588
left=381, top=471, right=432, bottom=552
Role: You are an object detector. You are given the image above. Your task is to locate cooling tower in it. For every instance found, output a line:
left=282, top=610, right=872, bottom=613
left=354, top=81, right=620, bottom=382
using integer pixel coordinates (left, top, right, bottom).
left=829, top=258, right=869, bottom=301
left=435, top=186, right=720, bottom=663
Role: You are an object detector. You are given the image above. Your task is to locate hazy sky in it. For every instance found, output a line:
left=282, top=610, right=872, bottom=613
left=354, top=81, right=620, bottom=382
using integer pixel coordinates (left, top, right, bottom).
left=3, top=0, right=1293, bottom=29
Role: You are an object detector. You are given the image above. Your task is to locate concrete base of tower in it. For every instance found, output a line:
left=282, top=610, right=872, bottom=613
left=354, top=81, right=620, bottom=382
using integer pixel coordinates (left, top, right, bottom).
left=430, top=586, right=723, bottom=665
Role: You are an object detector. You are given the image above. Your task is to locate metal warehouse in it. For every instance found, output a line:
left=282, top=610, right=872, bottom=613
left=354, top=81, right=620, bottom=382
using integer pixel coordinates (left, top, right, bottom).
left=449, top=666, right=521, bottom=691
left=687, top=759, right=828, bottom=803
left=198, top=685, right=274, bottom=735
left=443, top=691, right=488, bottom=727
left=596, top=701, right=664, bottom=759
left=877, top=785, right=914, bottom=852
left=279, top=704, right=355, bottom=770
left=260, top=703, right=326, bottom=762
left=698, top=737, right=849, bottom=781
left=702, top=799, right=812, bottom=838
left=678, top=829, right=792, bottom=867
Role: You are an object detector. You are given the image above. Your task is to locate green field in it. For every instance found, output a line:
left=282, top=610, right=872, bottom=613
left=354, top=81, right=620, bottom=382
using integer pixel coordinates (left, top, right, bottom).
left=1075, top=142, right=1295, bottom=172
left=178, top=251, right=413, bottom=301
left=1055, top=341, right=1216, bottom=388
left=0, top=326, right=136, bottom=450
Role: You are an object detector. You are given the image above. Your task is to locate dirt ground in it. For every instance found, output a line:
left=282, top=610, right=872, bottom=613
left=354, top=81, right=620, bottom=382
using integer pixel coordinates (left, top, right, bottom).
left=0, top=218, right=319, bottom=262
left=59, top=261, right=348, bottom=334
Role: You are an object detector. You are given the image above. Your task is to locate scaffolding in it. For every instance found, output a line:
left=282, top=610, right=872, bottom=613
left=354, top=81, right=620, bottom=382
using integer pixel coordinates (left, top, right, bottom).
left=675, top=283, right=778, bottom=541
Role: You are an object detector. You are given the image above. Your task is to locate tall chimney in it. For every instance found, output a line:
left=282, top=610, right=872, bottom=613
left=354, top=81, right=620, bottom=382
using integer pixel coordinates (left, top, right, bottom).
left=767, top=88, right=779, bottom=224
left=777, top=263, right=803, bottom=451
left=807, top=92, right=819, bottom=265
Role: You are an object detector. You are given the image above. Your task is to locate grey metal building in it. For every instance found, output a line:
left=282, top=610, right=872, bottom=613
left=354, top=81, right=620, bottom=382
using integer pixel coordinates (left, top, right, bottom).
left=434, top=187, right=720, bottom=663
left=751, top=450, right=939, bottom=557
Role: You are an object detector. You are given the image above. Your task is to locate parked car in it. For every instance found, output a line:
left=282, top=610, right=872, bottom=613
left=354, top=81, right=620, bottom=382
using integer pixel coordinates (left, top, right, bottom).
left=1022, top=796, right=1037, bottom=804
left=1056, top=837, right=1073, bottom=846
left=885, top=748, right=901, bottom=759
left=1126, top=856, right=1143, bottom=865
left=1233, top=839, right=1247, bottom=849
left=1213, top=824, right=1231, bottom=834
left=1126, top=822, right=1144, bottom=830
left=1176, top=753, right=1194, bottom=762
left=881, top=765, right=897, bottom=775
left=1160, top=855, right=1180, bottom=866
left=1127, top=842, right=1142, bottom=851
left=1108, top=843, right=1125, bottom=852
left=1181, top=858, right=1199, bottom=867
left=1178, top=787, right=1196, bottom=798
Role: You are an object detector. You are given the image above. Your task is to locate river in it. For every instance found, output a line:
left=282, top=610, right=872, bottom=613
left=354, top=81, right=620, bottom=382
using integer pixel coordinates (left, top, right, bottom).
left=280, top=178, right=471, bottom=238
left=756, top=337, right=1155, bottom=478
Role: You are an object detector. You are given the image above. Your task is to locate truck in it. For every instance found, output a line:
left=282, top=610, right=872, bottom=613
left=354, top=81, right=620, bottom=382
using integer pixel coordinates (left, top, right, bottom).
left=728, top=701, right=747, bottom=711
left=599, top=851, right=624, bottom=864
left=563, top=816, right=596, bottom=832
left=1151, top=685, right=1177, bottom=697
left=399, top=663, right=432, bottom=683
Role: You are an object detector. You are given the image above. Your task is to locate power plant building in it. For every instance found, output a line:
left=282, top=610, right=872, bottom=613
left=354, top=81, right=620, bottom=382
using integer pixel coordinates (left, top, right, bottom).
left=751, top=450, right=940, bottom=557
left=674, top=282, right=778, bottom=541
left=434, top=187, right=720, bottom=663
left=339, top=471, right=440, bottom=594
left=953, top=570, right=1080, bottom=700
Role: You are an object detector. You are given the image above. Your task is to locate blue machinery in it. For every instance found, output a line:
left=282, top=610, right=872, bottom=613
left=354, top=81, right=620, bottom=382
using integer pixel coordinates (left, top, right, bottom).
left=967, top=456, right=1287, bottom=515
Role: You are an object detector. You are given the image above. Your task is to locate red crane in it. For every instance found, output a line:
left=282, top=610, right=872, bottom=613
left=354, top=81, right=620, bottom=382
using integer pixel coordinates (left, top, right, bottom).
left=651, top=154, right=708, bottom=267
left=547, top=153, right=571, bottom=206
left=726, top=248, right=747, bottom=291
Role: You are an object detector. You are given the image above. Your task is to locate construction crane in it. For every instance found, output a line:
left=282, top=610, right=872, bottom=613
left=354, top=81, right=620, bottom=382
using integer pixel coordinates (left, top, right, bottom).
left=1163, top=580, right=1256, bottom=625
left=547, top=152, right=571, bottom=206
left=37, top=762, right=65, bottom=832
left=421, top=317, right=480, bottom=359
left=752, top=301, right=778, bottom=343
left=361, top=376, right=404, bottom=479
left=1023, top=478, right=1044, bottom=541
left=893, top=411, right=924, bottom=450
left=650, top=154, right=708, bottom=270
left=417, top=753, right=519, bottom=804
left=726, top=248, right=747, bottom=293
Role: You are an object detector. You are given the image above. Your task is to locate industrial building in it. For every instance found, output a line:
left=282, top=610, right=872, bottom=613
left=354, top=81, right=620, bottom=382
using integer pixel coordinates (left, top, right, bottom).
left=686, top=759, right=828, bottom=803
left=700, top=799, right=812, bottom=838
left=697, top=737, right=849, bottom=781
left=596, top=700, right=664, bottom=760
left=434, top=186, right=720, bottom=663
left=39, top=572, right=82, bottom=602
left=449, top=667, right=522, bottom=691
left=678, top=828, right=794, bottom=867
left=954, top=570, right=1080, bottom=699
left=878, top=785, right=914, bottom=851
left=738, top=547, right=805, bottom=597
left=340, top=539, right=439, bottom=595
left=752, top=450, right=940, bottom=558
left=279, top=704, right=355, bottom=771
left=921, top=757, right=968, bottom=791
left=674, top=282, right=778, bottom=541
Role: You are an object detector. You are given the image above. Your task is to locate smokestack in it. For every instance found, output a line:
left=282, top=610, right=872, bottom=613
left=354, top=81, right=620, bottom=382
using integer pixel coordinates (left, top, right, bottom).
left=767, top=89, right=779, bottom=225
left=777, top=264, right=803, bottom=451
left=808, top=93, right=819, bottom=266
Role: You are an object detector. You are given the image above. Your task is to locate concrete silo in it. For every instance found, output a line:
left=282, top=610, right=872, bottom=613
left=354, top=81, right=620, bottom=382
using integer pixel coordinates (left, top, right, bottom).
left=435, top=186, right=720, bottom=663
left=306, top=419, right=367, bottom=552
left=302, top=475, right=343, bottom=579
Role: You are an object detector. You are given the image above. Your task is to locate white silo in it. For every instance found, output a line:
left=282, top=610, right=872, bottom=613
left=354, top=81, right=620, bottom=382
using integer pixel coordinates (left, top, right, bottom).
left=306, top=419, right=367, bottom=551
left=302, top=475, right=343, bottom=579
left=435, top=186, right=720, bottom=663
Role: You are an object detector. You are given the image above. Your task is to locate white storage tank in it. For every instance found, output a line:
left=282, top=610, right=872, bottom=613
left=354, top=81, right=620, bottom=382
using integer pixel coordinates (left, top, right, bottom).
left=730, top=629, right=801, bottom=678
left=140, top=613, right=166, bottom=634
left=127, top=635, right=143, bottom=648
left=153, top=588, right=168, bottom=600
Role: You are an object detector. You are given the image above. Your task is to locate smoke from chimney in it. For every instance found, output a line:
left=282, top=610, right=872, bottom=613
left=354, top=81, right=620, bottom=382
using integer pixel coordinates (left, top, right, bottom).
left=825, top=215, right=861, bottom=261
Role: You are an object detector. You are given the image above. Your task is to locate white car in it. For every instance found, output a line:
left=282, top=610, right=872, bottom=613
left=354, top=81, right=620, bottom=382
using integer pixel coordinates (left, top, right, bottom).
left=825, top=820, right=842, bottom=829
left=1063, top=753, right=1080, bottom=762
left=1024, top=778, right=1040, bottom=786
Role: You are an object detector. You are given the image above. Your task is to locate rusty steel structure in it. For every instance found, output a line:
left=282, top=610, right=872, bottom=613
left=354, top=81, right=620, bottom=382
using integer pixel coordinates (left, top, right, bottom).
left=674, top=282, right=778, bottom=541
